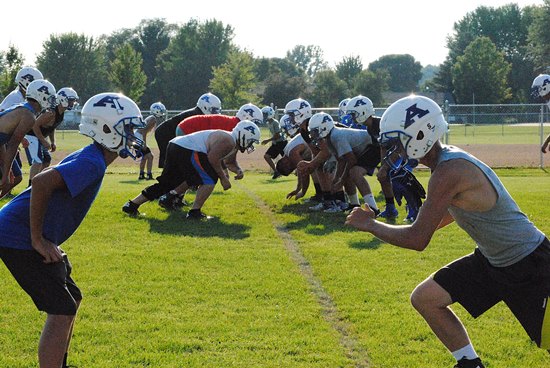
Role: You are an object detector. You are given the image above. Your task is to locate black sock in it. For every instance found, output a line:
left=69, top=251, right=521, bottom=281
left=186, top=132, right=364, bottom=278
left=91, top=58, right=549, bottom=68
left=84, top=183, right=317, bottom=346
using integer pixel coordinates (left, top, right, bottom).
left=385, top=197, right=395, bottom=206
left=314, top=182, right=322, bottom=197
left=322, top=191, right=332, bottom=201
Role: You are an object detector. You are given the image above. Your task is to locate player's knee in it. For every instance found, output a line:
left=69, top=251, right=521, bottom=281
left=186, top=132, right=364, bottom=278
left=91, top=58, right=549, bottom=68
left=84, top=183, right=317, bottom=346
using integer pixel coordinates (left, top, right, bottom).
left=410, top=280, right=433, bottom=312
left=410, top=278, right=450, bottom=313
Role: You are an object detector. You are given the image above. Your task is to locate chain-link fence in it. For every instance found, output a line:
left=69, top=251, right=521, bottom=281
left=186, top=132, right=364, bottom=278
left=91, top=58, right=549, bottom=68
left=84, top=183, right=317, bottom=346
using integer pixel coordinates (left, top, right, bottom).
left=58, top=103, right=550, bottom=168
left=443, top=103, right=548, bottom=168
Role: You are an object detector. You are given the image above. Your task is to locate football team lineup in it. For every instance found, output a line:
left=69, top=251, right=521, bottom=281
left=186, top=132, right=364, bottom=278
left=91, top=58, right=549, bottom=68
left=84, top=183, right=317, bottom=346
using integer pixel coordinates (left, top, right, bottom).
left=1, top=70, right=550, bottom=367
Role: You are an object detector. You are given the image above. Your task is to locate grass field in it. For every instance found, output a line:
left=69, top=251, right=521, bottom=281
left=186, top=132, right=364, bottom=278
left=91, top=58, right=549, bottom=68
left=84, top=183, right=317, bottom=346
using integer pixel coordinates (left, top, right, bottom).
left=47, top=123, right=550, bottom=148
left=1, top=148, right=550, bottom=367
left=2, top=129, right=550, bottom=367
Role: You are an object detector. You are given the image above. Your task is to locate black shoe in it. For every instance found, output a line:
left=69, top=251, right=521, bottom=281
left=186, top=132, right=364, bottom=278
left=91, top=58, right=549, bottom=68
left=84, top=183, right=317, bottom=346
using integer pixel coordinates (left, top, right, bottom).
left=173, top=195, right=188, bottom=208
left=272, top=170, right=282, bottom=179
left=138, top=174, right=145, bottom=180
left=122, top=200, right=139, bottom=216
left=186, top=209, right=210, bottom=220
left=158, top=192, right=177, bottom=210
left=366, top=206, right=380, bottom=217
left=454, top=357, right=485, bottom=368
left=146, top=173, right=154, bottom=180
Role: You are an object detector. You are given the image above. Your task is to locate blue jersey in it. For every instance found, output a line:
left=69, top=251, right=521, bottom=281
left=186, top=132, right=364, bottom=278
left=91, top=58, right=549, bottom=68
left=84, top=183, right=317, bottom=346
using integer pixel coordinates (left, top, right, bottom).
left=0, top=143, right=107, bottom=250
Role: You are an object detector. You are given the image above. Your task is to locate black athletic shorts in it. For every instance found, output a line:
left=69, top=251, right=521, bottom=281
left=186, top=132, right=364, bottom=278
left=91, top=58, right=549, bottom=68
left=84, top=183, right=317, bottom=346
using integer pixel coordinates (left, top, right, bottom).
left=140, top=146, right=152, bottom=156
left=0, top=247, right=82, bottom=315
left=355, top=145, right=381, bottom=176
left=142, top=143, right=218, bottom=200
left=433, top=238, right=550, bottom=348
left=266, top=141, right=287, bottom=159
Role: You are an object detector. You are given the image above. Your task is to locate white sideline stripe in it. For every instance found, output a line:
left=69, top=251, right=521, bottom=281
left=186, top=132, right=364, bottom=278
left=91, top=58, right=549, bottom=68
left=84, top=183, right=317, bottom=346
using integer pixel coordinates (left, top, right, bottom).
left=243, top=188, right=370, bottom=368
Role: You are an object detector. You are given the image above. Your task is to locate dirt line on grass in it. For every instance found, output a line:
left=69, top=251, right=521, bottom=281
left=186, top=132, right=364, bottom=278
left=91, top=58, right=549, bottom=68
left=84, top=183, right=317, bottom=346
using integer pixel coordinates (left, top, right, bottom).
left=244, top=189, right=370, bottom=368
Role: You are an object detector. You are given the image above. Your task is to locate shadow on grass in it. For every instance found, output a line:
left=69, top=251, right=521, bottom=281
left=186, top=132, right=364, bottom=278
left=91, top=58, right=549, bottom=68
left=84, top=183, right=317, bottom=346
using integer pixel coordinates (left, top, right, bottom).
left=348, top=238, right=383, bottom=250
left=131, top=209, right=251, bottom=239
left=278, top=202, right=394, bottom=249
left=279, top=202, right=351, bottom=236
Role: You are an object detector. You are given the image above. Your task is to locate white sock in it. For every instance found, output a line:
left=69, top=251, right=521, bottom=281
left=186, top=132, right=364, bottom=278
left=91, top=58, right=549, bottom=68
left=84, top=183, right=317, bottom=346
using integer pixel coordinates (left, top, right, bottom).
left=451, top=344, right=478, bottom=361
left=363, top=194, right=378, bottom=210
left=348, top=193, right=360, bottom=205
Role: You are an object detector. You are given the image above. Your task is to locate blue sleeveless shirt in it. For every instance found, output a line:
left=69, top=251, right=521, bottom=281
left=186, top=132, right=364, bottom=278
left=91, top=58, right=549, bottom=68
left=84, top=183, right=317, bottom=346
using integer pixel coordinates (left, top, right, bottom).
left=439, top=145, right=544, bottom=267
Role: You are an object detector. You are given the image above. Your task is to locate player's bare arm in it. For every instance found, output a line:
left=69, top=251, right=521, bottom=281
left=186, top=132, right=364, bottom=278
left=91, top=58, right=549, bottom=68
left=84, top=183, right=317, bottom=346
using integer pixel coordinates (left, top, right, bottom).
left=345, top=160, right=466, bottom=250
left=33, top=110, right=55, bottom=148
left=206, top=132, right=234, bottom=189
left=1, top=111, right=35, bottom=192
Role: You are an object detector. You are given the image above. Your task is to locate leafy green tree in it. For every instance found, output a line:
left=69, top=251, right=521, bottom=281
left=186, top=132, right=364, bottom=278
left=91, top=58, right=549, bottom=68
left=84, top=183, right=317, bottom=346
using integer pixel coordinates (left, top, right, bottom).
left=350, top=69, right=389, bottom=106
left=368, top=54, right=422, bottom=92
left=255, top=57, right=304, bottom=106
left=131, top=19, right=175, bottom=106
left=311, top=70, right=348, bottom=107
left=109, top=43, right=147, bottom=103
left=0, top=45, right=24, bottom=98
left=255, top=57, right=301, bottom=82
left=336, top=55, right=363, bottom=88
left=528, top=1, right=550, bottom=73
left=209, top=50, right=259, bottom=109
left=285, top=45, right=328, bottom=79
left=435, top=4, right=534, bottom=101
left=451, top=37, right=511, bottom=104
left=36, top=33, right=109, bottom=101
left=262, top=74, right=307, bottom=108
left=155, top=19, right=234, bottom=109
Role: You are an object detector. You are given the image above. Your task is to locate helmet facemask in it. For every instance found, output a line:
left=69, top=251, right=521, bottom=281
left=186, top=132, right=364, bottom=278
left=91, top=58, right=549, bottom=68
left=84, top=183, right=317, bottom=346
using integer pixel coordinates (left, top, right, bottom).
left=114, top=117, right=146, bottom=159
left=380, top=134, right=411, bottom=172
left=237, top=130, right=259, bottom=154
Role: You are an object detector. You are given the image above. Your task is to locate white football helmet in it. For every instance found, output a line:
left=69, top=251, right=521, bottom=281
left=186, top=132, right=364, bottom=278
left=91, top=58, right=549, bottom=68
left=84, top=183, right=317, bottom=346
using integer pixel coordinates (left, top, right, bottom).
left=26, top=79, right=56, bottom=110
left=338, top=98, right=350, bottom=119
left=15, top=66, right=43, bottom=92
left=236, top=103, right=263, bottom=125
left=150, top=102, right=166, bottom=118
left=380, top=95, right=448, bottom=170
left=197, top=93, right=222, bottom=114
left=279, top=114, right=299, bottom=137
left=79, top=93, right=146, bottom=159
left=308, top=112, right=334, bottom=142
left=261, top=106, right=275, bottom=120
left=284, top=98, right=312, bottom=125
left=231, top=120, right=261, bottom=153
left=531, top=74, right=550, bottom=100
left=57, top=87, right=79, bottom=110
left=346, top=95, right=375, bottom=123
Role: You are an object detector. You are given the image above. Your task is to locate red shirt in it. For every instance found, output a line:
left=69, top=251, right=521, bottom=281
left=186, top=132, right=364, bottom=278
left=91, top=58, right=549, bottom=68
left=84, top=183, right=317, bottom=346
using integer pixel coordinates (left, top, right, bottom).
left=178, top=114, right=239, bottom=135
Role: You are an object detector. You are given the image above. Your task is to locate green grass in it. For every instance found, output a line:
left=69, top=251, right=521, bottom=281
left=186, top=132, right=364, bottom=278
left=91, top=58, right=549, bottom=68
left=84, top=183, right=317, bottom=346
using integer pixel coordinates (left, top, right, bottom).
left=446, top=124, right=544, bottom=145
left=1, top=166, right=550, bottom=367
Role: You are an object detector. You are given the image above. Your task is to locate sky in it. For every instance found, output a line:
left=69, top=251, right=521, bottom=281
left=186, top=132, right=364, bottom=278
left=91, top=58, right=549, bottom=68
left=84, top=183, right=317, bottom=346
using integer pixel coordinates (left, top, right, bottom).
left=0, top=0, right=544, bottom=68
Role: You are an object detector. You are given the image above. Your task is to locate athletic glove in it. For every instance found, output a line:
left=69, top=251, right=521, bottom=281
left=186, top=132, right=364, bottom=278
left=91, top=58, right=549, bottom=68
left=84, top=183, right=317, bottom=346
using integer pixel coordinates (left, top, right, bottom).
left=390, top=167, right=425, bottom=210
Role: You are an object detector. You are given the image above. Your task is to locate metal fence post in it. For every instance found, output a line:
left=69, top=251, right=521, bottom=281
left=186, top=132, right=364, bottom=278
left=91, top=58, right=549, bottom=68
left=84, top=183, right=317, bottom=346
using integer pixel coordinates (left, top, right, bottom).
left=540, top=104, right=545, bottom=169
left=444, top=100, right=449, bottom=144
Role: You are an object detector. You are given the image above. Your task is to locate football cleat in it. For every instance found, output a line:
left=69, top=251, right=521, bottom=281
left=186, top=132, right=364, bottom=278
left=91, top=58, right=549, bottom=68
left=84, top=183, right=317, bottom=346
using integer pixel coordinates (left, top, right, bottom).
left=379, top=205, right=398, bottom=219
left=122, top=200, right=139, bottom=216
left=158, top=192, right=178, bottom=211
left=186, top=209, right=212, bottom=220
left=454, top=357, right=485, bottom=368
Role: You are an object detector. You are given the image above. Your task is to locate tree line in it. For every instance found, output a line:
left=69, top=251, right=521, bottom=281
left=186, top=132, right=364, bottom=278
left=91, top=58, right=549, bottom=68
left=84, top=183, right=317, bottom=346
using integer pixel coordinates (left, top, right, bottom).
left=0, top=1, right=549, bottom=108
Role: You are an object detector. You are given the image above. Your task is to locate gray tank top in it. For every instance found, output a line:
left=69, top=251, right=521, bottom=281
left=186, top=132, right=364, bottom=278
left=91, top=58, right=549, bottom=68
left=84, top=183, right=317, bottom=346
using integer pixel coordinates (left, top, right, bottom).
left=439, top=145, right=544, bottom=267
